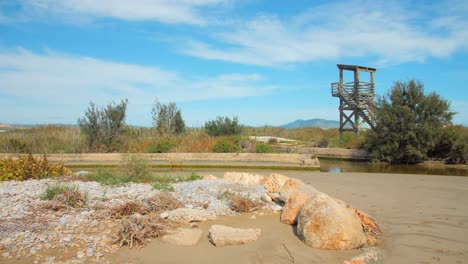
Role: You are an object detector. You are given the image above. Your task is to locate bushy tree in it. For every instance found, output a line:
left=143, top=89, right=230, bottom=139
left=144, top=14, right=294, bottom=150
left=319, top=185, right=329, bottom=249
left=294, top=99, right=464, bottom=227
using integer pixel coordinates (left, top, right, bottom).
left=152, top=99, right=185, bottom=136
left=365, top=80, right=466, bottom=164
left=78, top=99, right=128, bottom=150
left=204, top=116, right=243, bottom=136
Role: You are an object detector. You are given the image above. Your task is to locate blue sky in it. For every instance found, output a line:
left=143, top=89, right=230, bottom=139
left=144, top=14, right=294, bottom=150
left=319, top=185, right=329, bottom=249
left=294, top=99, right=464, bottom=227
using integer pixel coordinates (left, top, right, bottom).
left=0, top=0, right=467, bottom=127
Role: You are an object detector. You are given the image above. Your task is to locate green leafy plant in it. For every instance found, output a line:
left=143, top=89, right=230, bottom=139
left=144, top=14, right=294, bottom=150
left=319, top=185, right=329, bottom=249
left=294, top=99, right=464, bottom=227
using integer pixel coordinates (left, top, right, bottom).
left=121, top=155, right=152, bottom=182
left=255, top=143, right=275, bottom=153
left=212, top=139, right=239, bottom=153
left=144, top=140, right=177, bottom=153
left=86, top=168, right=124, bottom=186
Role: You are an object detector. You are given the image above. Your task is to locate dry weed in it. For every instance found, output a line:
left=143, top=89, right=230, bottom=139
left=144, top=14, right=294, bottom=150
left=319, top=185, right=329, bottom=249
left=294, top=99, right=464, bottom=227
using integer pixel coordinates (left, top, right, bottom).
left=112, top=202, right=149, bottom=219
left=229, top=195, right=263, bottom=213
left=147, top=192, right=182, bottom=212
left=115, top=214, right=168, bottom=248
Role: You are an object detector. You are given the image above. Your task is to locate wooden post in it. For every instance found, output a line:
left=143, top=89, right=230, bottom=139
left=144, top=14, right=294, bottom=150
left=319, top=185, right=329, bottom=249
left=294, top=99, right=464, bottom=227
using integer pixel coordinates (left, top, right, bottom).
left=339, top=99, right=344, bottom=142
left=339, top=69, right=343, bottom=85
left=354, top=69, right=360, bottom=95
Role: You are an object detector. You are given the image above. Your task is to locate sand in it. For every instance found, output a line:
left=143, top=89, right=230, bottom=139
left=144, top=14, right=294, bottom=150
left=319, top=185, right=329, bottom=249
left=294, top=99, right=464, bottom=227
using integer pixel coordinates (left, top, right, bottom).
left=106, top=171, right=468, bottom=264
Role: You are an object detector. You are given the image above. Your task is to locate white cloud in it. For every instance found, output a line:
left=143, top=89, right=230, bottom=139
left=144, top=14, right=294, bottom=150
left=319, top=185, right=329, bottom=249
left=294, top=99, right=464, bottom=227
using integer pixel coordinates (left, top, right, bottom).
left=0, top=48, right=274, bottom=112
left=17, top=0, right=226, bottom=25
left=182, top=1, right=468, bottom=66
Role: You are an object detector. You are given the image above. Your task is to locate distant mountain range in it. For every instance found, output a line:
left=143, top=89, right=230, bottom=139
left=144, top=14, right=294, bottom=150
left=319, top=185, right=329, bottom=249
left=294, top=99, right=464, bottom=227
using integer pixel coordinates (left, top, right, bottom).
left=281, top=119, right=340, bottom=129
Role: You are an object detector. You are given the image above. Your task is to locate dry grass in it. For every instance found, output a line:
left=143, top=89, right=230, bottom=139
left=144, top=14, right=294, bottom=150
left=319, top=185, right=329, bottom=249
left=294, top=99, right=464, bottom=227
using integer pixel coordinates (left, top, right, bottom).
left=112, top=192, right=182, bottom=219
left=0, top=126, right=86, bottom=153
left=112, top=202, right=149, bottom=219
left=229, top=195, right=263, bottom=213
left=147, top=192, right=182, bottom=212
left=115, top=214, right=169, bottom=248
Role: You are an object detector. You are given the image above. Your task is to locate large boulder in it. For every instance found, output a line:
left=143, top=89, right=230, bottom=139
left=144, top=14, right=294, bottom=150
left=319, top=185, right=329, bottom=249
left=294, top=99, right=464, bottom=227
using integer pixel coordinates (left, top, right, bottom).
left=263, top=173, right=290, bottom=193
left=353, top=209, right=382, bottom=246
left=162, top=228, right=203, bottom=246
left=165, top=208, right=217, bottom=223
left=281, top=192, right=314, bottom=225
left=296, top=193, right=367, bottom=250
left=223, top=172, right=267, bottom=186
left=208, top=225, right=261, bottom=247
left=278, top=179, right=319, bottom=202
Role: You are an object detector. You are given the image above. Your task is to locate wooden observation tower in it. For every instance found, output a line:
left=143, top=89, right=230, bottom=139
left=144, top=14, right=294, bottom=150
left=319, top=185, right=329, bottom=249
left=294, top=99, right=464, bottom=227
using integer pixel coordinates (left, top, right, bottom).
left=331, top=64, right=376, bottom=138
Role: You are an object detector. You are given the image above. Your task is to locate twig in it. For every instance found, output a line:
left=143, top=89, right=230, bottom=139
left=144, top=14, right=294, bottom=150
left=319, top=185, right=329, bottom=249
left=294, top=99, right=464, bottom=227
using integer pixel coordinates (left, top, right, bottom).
left=283, top=243, right=295, bottom=263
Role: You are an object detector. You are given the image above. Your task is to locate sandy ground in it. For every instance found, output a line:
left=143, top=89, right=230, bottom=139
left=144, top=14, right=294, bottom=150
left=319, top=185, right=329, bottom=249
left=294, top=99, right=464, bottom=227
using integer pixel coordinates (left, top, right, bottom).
left=106, top=171, right=468, bottom=264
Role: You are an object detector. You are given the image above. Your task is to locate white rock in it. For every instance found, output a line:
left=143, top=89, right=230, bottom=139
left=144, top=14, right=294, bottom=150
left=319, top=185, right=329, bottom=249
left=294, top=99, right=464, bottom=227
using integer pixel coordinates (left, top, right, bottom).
left=159, top=212, right=169, bottom=219
left=162, top=228, right=203, bottom=246
left=261, top=194, right=272, bottom=203
left=208, top=225, right=261, bottom=246
left=74, top=170, right=91, bottom=176
left=271, top=204, right=283, bottom=211
left=86, top=247, right=95, bottom=257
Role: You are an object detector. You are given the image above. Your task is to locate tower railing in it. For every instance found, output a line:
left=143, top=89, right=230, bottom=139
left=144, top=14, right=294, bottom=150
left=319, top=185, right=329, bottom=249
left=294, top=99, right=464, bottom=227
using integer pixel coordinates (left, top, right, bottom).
left=331, top=82, right=376, bottom=129
left=331, top=82, right=374, bottom=97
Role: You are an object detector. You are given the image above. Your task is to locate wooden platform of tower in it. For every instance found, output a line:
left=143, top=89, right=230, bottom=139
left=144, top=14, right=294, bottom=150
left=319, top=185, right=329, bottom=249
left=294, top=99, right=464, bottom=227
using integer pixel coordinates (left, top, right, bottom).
left=331, top=64, right=376, bottom=139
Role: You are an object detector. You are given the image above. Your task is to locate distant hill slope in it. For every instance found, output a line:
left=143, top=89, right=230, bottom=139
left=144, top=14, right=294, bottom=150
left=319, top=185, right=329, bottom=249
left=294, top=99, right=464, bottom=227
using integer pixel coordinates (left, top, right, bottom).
left=281, top=119, right=340, bottom=129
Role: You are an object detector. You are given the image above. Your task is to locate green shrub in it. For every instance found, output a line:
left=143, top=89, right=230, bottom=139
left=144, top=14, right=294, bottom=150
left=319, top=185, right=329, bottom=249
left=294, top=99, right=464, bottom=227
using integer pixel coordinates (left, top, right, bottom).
left=365, top=80, right=465, bottom=164
left=144, top=141, right=177, bottom=153
left=121, top=155, right=151, bottom=182
left=78, top=99, right=128, bottom=151
left=152, top=99, right=186, bottom=136
left=255, top=143, right=275, bottom=153
left=205, top=116, right=243, bottom=136
left=152, top=172, right=202, bottom=183
left=151, top=172, right=201, bottom=191
left=86, top=168, right=124, bottom=186
left=212, top=139, right=239, bottom=153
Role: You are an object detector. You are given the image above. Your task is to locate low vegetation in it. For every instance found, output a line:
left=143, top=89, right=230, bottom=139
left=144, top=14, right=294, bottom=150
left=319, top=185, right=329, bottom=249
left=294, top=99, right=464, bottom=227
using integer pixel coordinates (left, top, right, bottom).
left=40, top=183, right=87, bottom=209
left=84, top=156, right=202, bottom=189
left=0, top=94, right=466, bottom=165
left=212, top=138, right=240, bottom=153
left=0, top=154, right=71, bottom=181
left=255, top=142, right=275, bottom=153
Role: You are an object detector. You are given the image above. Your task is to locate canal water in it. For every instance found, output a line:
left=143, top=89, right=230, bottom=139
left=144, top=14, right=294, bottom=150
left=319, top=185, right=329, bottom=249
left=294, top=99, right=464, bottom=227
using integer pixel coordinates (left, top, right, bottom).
left=73, top=160, right=467, bottom=176
left=319, top=159, right=467, bottom=176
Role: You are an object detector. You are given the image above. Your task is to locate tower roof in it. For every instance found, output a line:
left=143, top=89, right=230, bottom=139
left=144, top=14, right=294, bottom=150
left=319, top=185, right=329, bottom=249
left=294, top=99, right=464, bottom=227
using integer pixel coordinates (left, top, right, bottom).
left=337, top=64, right=376, bottom=72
